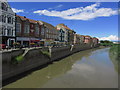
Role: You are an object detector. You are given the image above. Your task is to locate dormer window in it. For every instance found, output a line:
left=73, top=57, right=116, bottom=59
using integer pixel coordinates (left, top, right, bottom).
left=1, top=3, right=8, bottom=11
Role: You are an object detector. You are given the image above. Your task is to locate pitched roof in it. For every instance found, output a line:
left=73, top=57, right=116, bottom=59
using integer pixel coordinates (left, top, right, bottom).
left=39, top=21, right=57, bottom=31
left=57, top=23, right=74, bottom=32
left=80, top=35, right=85, bottom=37
left=84, top=35, right=91, bottom=37
left=93, top=37, right=98, bottom=39
left=16, top=15, right=42, bottom=25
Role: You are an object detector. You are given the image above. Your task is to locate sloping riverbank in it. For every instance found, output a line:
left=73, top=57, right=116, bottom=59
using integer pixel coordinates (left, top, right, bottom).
left=2, top=44, right=99, bottom=81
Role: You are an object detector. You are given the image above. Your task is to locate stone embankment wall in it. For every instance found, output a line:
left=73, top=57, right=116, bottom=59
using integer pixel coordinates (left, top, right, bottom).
left=2, top=44, right=99, bottom=80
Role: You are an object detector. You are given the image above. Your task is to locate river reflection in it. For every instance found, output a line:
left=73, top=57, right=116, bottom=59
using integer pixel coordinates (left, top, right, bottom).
left=4, top=48, right=118, bottom=88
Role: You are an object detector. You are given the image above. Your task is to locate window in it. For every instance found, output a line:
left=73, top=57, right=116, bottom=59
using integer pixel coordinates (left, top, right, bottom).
left=0, top=15, right=2, bottom=22
left=8, top=17, right=11, bottom=24
left=1, top=3, right=8, bottom=11
left=41, top=27, right=44, bottom=35
left=7, top=27, right=13, bottom=36
left=35, top=26, right=39, bottom=34
left=46, top=28, right=48, bottom=32
left=7, top=16, right=14, bottom=24
left=2, top=26, right=6, bottom=36
left=11, top=18, right=13, bottom=24
left=0, top=26, right=6, bottom=36
left=24, top=24, right=29, bottom=33
left=31, top=24, right=34, bottom=28
left=16, top=23, right=21, bottom=32
left=2, top=15, right=6, bottom=23
left=0, top=26, right=2, bottom=35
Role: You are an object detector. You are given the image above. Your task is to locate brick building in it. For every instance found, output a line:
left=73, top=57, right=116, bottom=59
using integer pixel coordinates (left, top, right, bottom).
left=16, top=15, right=42, bottom=47
left=39, top=21, right=59, bottom=46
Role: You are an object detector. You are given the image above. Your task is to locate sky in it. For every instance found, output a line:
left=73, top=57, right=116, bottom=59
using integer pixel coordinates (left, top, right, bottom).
left=8, top=2, right=119, bottom=41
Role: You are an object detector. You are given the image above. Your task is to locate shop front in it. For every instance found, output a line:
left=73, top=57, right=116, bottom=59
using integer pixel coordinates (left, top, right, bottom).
left=16, top=37, right=41, bottom=47
left=16, top=37, right=30, bottom=47
left=39, top=39, right=45, bottom=46
left=1, top=36, right=15, bottom=47
left=30, top=40, right=40, bottom=47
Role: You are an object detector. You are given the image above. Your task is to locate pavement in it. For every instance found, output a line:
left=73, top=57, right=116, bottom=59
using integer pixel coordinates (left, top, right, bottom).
left=0, top=47, right=42, bottom=53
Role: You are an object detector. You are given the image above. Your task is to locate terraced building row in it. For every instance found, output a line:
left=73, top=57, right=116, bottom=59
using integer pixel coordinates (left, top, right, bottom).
left=0, top=1, right=99, bottom=48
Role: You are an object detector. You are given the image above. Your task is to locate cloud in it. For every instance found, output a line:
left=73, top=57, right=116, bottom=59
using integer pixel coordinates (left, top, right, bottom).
left=12, top=8, right=24, bottom=13
left=33, top=3, right=117, bottom=20
left=56, top=4, right=63, bottom=8
left=98, top=35, right=120, bottom=41
left=72, top=63, right=95, bottom=72
left=48, top=4, right=63, bottom=10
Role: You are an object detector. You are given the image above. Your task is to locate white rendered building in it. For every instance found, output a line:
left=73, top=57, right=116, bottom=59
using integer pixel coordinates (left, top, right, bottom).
left=0, top=0, right=15, bottom=47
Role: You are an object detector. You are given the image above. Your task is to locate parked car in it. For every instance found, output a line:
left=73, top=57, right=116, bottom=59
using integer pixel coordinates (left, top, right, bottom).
left=0, top=44, right=6, bottom=49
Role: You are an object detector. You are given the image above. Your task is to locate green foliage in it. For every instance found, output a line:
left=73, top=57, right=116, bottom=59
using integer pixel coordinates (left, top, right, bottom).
left=100, top=40, right=113, bottom=46
left=11, top=55, right=24, bottom=64
left=110, top=44, right=120, bottom=61
left=16, top=55, right=24, bottom=62
left=100, top=40, right=113, bottom=43
left=109, top=44, right=120, bottom=73
left=41, top=51, right=51, bottom=58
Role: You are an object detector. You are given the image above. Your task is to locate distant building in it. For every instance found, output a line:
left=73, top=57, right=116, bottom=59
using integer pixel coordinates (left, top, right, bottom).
left=79, top=35, right=85, bottom=44
left=16, top=15, right=42, bottom=47
left=56, top=24, right=68, bottom=44
left=56, top=23, right=76, bottom=45
left=68, top=29, right=76, bottom=45
left=39, top=21, right=59, bottom=46
left=57, top=28, right=65, bottom=45
left=74, top=34, right=81, bottom=45
left=0, top=0, right=15, bottom=47
left=92, top=37, right=99, bottom=47
left=84, top=35, right=93, bottom=44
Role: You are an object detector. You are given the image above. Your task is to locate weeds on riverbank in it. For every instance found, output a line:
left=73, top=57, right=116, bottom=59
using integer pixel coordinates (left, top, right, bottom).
left=41, top=51, right=51, bottom=59
left=109, top=44, right=120, bottom=73
left=11, top=55, right=24, bottom=64
left=16, top=55, right=24, bottom=62
left=110, top=44, right=120, bottom=61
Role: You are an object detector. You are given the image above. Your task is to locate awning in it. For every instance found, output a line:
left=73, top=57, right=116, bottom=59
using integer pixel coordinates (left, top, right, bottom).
left=30, top=40, right=40, bottom=42
left=17, top=37, right=41, bottom=41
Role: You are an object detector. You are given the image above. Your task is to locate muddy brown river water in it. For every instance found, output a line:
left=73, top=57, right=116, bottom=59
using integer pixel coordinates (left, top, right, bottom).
left=3, top=47, right=118, bottom=88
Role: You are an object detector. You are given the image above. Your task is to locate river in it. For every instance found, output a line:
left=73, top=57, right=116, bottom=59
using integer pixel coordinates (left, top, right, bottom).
left=3, top=47, right=118, bottom=88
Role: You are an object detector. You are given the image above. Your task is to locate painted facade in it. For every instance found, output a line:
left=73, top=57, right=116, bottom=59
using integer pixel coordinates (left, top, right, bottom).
left=84, top=35, right=93, bottom=44
left=56, top=24, right=68, bottom=44
left=74, top=34, right=81, bottom=45
left=0, top=0, right=15, bottom=47
left=79, top=35, right=85, bottom=44
left=68, top=29, right=76, bottom=45
left=56, top=23, right=76, bottom=45
left=92, top=37, right=99, bottom=47
left=57, top=28, right=65, bottom=45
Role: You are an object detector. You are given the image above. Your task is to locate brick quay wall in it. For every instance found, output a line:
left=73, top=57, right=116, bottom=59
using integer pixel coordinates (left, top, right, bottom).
left=2, top=44, right=99, bottom=81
